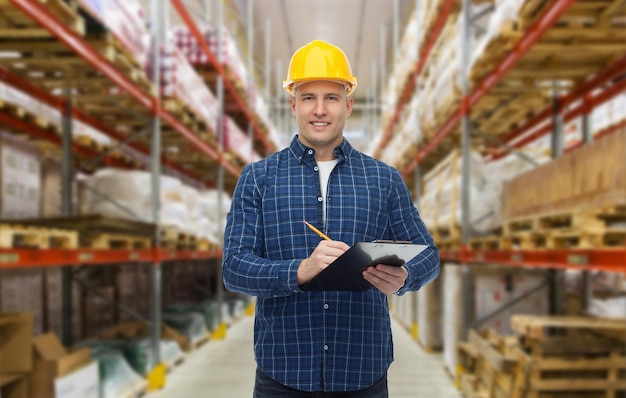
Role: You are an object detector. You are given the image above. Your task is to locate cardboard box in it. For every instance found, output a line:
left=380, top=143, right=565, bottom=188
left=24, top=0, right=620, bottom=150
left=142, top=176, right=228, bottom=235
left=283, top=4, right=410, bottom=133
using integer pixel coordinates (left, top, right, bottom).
left=0, top=269, right=44, bottom=335
left=0, top=312, right=32, bottom=374
left=0, top=132, right=41, bottom=219
left=0, top=374, right=27, bottom=398
left=28, top=332, right=91, bottom=398
left=54, top=361, right=99, bottom=398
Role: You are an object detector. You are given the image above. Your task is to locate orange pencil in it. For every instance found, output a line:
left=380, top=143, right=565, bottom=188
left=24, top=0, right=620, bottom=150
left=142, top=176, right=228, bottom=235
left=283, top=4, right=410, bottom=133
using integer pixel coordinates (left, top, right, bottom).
left=303, top=220, right=331, bottom=241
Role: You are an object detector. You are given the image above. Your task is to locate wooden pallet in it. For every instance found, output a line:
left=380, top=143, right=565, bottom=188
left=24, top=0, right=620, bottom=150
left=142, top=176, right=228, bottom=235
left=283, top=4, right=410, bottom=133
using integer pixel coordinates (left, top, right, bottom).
left=460, top=318, right=626, bottom=398
left=511, top=315, right=626, bottom=340
left=193, top=333, right=210, bottom=349
left=469, top=236, right=503, bottom=251
left=160, top=226, right=195, bottom=250
left=0, top=100, right=59, bottom=135
left=161, top=98, right=209, bottom=136
left=82, top=233, right=152, bottom=250
left=0, top=0, right=85, bottom=37
left=0, top=223, right=78, bottom=248
left=514, top=315, right=626, bottom=398
left=502, top=208, right=626, bottom=249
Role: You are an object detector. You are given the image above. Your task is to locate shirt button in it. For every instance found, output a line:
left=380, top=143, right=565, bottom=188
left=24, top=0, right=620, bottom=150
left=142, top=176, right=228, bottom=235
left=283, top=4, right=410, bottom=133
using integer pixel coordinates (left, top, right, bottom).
left=324, top=304, right=329, bottom=309
left=308, top=150, right=313, bottom=155
left=314, top=166, right=319, bottom=172
left=317, top=197, right=323, bottom=202
left=324, top=345, right=329, bottom=351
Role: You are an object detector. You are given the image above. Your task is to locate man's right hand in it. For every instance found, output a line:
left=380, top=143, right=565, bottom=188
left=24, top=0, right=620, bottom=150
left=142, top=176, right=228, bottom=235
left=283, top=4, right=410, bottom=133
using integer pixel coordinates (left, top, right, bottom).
left=297, top=240, right=350, bottom=285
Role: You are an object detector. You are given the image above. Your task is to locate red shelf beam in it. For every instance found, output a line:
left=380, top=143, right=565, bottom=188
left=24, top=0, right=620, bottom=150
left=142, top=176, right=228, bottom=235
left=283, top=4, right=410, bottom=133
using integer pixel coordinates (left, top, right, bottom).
left=439, top=248, right=626, bottom=275
left=170, top=0, right=274, bottom=156
left=490, top=75, right=626, bottom=160
left=403, top=0, right=576, bottom=175
left=9, top=0, right=241, bottom=178
left=0, top=66, right=216, bottom=183
left=0, top=248, right=222, bottom=268
left=373, top=0, right=457, bottom=159
left=0, top=111, right=134, bottom=170
left=486, top=54, right=626, bottom=159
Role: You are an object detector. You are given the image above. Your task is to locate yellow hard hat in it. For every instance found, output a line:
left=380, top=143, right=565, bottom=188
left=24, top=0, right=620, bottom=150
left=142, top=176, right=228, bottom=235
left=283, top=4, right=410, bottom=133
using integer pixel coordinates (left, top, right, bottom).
left=283, top=39, right=357, bottom=96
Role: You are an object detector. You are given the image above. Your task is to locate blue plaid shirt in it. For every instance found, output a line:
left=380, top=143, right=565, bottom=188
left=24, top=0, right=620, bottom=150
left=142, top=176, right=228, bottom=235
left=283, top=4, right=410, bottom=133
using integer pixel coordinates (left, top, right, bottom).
left=223, top=135, right=440, bottom=392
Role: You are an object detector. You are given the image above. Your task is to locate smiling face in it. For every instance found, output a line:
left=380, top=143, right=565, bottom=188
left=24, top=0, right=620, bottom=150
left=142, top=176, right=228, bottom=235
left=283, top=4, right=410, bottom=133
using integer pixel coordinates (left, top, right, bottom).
left=290, top=80, right=354, bottom=160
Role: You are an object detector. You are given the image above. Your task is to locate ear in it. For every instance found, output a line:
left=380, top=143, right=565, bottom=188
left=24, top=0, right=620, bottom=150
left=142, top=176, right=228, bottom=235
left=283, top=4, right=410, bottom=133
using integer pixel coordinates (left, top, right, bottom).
left=289, top=96, right=296, bottom=114
left=346, top=96, right=354, bottom=116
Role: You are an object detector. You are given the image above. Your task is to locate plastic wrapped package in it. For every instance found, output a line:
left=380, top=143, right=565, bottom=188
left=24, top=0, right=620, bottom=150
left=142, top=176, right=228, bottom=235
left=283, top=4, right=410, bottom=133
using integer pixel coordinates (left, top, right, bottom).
left=74, top=341, right=147, bottom=398
left=162, top=312, right=209, bottom=347
left=83, top=169, right=191, bottom=229
left=166, top=301, right=221, bottom=332
left=200, top=188, right=232, bottom=241
left=80, top=0, right=150, bottom=67
left=420, top=150, right=490, bottom=233
left=122, top=338, right=184, bottom=375
left=159, top=42, right=219, bottom=133
left=224, top=294, right=251, bottom=320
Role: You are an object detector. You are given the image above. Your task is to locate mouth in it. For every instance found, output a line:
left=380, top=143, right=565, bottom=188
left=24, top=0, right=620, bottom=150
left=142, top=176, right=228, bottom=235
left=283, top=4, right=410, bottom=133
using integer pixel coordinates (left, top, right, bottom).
left=311, top=121, right=330, bottom=128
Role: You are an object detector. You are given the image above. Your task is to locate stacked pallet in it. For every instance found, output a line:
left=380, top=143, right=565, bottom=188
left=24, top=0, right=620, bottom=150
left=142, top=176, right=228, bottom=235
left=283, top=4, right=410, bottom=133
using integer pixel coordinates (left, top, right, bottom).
left=459, top=315, right=626, bottom=398
left=500, top=130, right=626, bottom=250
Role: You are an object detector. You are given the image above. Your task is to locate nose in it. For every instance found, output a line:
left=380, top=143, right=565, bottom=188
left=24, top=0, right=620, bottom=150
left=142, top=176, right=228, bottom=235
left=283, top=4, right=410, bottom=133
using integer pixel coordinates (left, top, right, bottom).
left=313, top=99, right=326, bottom=116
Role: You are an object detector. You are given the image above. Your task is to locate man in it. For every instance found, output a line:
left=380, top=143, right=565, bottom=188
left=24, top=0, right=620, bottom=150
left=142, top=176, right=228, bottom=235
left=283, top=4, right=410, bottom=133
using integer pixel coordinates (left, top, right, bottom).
left=223, top=39, right=440, bottom=397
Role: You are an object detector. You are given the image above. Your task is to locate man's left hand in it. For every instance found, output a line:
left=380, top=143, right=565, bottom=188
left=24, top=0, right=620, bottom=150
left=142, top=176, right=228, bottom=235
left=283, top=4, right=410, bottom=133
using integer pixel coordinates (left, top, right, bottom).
left=362, top=264, right=408, bottom=295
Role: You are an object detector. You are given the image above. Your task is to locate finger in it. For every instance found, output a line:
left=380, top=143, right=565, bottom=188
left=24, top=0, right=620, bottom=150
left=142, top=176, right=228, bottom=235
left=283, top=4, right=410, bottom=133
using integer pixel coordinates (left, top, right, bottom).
left=374, top=264, right=407, bottom=277
left=362, top=271, right=395, bottom=294
left=319, top=240, right=350, bottom=251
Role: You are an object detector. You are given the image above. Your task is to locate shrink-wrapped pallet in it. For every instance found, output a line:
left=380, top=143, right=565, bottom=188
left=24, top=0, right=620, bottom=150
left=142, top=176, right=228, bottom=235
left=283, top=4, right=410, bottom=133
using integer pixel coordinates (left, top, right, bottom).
left=420, top=149, right=492, bottom=238
left=172, top=25, right=249, bottom=92
left=79, top=0, right=151, bottom=67
left=160, top=42, right=219, bottom=134
left=82, top=169, right=217, bottom=237
left=223, top=116, right=262, bottom=164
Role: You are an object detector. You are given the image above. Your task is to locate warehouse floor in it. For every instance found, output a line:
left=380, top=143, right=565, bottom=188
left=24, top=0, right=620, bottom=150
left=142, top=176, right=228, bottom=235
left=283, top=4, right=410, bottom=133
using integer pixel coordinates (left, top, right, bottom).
left=148, top=311, right=461, bottom=397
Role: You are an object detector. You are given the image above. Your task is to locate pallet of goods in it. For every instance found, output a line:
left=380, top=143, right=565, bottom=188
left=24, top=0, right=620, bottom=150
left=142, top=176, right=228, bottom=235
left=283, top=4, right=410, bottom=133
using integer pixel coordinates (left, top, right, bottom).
left=502, top=131, right=626, bottom=249
left=459, top=315, right=626, bottom=398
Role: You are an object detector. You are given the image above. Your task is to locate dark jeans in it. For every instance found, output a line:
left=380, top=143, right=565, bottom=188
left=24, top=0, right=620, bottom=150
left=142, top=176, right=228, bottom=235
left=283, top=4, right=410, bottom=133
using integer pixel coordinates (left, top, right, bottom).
left=253, top=367, right=388, bottom=398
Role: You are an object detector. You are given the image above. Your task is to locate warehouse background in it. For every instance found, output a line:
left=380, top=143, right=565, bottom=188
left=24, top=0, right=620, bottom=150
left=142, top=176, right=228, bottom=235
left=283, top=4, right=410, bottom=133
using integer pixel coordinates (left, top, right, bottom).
left=0, top=0, right=624, bottom=397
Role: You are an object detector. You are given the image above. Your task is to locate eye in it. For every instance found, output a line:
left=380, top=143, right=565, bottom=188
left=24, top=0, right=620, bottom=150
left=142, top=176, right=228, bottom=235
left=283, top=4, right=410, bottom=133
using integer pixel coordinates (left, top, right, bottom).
left=302, top=95, right=314, bottom=101
left=327, top=95, right=339, bottom=101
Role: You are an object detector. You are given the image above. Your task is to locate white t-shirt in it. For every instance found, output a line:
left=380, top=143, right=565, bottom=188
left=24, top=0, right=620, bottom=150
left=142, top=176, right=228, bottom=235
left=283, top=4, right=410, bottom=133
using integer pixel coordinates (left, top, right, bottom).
left=317, top=159, right=338, bottom=223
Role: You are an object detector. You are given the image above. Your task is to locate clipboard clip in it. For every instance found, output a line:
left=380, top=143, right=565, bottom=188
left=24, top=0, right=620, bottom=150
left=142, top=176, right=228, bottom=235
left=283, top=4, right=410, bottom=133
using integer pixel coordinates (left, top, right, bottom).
left=372, top=239, right=413, bottom=244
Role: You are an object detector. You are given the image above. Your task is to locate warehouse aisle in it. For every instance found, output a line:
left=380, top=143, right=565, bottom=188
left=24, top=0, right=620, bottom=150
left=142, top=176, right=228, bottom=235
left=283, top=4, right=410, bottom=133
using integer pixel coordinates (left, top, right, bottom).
left=148, top=312, right=461, bottom=397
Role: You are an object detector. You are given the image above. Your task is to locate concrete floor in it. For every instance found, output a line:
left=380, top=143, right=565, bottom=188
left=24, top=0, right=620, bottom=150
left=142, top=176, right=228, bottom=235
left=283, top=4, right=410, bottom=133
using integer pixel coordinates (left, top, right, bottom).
left=148, top=313, right=461, bottom=397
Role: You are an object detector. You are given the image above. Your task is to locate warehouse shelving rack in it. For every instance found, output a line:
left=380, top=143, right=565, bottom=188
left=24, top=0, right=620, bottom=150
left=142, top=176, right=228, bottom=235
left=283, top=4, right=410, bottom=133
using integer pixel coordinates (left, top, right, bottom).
left=377, top=0, right=626, bottom=340
left=373, top=0, right=458, bottom=160
left=0, top=0, right=270, bottom=388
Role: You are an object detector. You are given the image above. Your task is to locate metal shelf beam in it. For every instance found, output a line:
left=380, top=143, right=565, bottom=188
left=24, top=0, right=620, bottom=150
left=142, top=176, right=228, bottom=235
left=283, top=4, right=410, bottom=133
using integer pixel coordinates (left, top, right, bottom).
left=0, top=248, right=222, bottom=268
left=440, top=248, right=626, bottom=275
left=0, top=66, right=212, bottom=183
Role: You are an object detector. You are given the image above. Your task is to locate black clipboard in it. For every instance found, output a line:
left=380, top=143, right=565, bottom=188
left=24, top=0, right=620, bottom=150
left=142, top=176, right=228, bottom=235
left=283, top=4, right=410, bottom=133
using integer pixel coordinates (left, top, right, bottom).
left=300, top=241, right=428, bottom=292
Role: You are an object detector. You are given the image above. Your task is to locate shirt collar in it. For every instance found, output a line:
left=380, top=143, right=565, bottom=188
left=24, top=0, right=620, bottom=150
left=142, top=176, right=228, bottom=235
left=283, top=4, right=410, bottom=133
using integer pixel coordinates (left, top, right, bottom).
left=289, top=134, right=354, bottom=164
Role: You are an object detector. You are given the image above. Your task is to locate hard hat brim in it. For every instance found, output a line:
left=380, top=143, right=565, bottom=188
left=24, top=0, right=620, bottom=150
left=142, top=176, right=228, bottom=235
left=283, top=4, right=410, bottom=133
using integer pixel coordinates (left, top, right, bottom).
left=283, top=78, right=357, bottom=96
